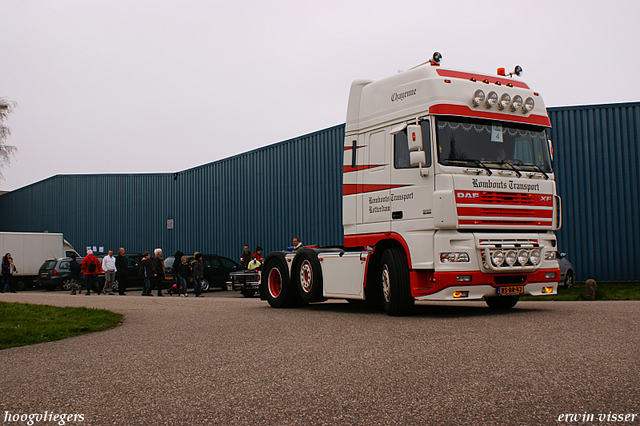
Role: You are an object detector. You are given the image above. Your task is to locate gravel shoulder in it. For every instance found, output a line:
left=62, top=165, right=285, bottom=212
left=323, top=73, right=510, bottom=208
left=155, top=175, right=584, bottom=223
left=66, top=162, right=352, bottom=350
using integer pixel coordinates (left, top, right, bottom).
left=1, top=291, right=638, bottom=425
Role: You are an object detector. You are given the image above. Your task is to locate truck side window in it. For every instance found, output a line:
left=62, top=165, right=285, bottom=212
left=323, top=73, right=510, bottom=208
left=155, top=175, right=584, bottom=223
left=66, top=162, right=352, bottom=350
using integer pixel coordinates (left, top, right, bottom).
left=393, top=120, right=431, bottom=169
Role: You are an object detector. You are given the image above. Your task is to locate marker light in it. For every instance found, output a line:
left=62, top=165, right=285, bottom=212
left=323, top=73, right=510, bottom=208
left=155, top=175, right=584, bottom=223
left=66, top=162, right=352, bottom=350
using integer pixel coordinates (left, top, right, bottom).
left=511, top=95, right=523, bottom=111
left=505, top=250, right=517, bottom=266
left=472, top=89, right=485, bottom=106
left=545, top=272, right=557, bottom=280
left=456, top=276, right=472, bottom=283
left=523, top=97, right=535, bottom=112
left=486, top=91, right=498, bottom=108
left=517, top=249, right=530, bottom=265
left=440, top=252, right=470, bottom=263
left=453, top=291, right=469, bottom=298
left=499, top=93, right=511, bottom=109
left=542, top=286, right=553, bottom=294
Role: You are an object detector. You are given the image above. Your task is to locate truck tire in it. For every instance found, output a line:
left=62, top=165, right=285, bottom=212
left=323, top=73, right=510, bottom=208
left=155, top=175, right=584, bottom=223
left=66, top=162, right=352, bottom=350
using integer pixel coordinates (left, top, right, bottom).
left=15, top=280, right=27, bottom=291
left=296, top=251, right=324, bottom=303
left=380, top=248, right=414, bottom=316
left=262, top=255, right=304, bottom=308
left=484, top=295, right=519, bottom=310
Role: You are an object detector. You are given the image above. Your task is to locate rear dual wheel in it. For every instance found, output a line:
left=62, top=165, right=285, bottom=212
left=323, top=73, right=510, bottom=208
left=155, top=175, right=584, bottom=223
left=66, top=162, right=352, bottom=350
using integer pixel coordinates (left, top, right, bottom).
left=262, top=255, right=305, bottom=308
left=296, top=252, right=323, bottom=303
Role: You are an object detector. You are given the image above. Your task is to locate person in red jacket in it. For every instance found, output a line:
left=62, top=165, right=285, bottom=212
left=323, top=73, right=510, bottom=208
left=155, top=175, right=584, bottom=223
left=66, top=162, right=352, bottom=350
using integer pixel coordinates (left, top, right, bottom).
left=81, top=249, right=103, bottom=296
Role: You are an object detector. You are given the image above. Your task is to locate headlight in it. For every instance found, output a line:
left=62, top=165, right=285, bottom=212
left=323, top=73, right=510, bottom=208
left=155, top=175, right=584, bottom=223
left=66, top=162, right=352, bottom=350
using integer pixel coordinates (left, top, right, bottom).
left=472, top=89, right=485, bottom=106
left=523, top=97, right=535, bottom=112
left=440, top=252, right=470, bottom=263
left=499, top=93, right=511, bottom=109
left=545, top=251, right=557, bottom=261
left=529, top=248, right=541, bottom=265
left=517, top=249, right=529, bottom=265
left=491, top=250, right=504, bottom=267
left=486, top=91, right=498, bottom=108
left=511, top=95, right=523, bottom=111
left=505, top=250, right=517, bottom=266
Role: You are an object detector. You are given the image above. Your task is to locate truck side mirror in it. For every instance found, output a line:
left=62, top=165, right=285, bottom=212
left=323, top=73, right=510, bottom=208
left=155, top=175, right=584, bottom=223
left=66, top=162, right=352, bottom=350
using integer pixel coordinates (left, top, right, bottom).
left=410, top=151, right=426, bottom=166
left=407, top=125, right=422, bottom=151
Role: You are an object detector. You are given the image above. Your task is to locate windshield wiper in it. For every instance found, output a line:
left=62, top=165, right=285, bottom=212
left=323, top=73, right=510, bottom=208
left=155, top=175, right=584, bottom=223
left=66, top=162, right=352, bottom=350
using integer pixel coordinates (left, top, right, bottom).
left=528, top=164, right=549, bottom=180
left=473, top=160, right=492, bottom=176
left=499, top=161, right=522, bottom=178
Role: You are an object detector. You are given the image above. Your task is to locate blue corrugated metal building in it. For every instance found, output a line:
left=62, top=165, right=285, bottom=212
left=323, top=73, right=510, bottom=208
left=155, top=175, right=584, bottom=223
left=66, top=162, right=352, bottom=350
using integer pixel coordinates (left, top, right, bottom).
left=1, top=103, right=639, bottom=282
left=547, top=101, right=640, bottom=283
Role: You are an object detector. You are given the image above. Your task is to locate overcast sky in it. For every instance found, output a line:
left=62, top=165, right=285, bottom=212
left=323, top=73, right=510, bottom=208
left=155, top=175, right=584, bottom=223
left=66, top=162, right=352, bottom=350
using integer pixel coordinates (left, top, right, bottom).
left=1, top=0, right=639, bottom=191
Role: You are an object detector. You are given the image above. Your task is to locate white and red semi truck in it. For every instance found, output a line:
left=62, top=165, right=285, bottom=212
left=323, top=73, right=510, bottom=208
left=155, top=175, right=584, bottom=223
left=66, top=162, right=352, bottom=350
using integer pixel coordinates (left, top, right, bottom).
left=260, top=53, right=562, bottom=315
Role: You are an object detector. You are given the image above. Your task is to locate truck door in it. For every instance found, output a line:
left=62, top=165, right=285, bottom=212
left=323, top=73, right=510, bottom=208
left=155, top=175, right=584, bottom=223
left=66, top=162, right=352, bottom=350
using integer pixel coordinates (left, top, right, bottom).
left=389, top=120, right=434, bottom=225
left=359, top=129, right=391, bottom=232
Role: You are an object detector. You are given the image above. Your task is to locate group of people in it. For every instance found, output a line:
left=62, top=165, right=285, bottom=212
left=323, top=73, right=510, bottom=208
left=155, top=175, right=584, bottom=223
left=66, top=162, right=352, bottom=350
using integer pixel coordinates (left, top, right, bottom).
left=163, top=250, right=205, bottom=297
left=239, top=245, right=264, bottom=270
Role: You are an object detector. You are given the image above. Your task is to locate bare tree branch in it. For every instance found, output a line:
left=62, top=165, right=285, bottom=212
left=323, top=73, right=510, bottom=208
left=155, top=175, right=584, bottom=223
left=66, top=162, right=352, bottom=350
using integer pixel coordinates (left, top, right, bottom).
left=0, top=95, right=18, bottom=180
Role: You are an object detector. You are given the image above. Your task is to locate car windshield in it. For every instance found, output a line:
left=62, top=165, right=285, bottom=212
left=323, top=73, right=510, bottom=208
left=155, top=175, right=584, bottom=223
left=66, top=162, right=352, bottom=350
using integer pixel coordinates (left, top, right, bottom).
left=436, top=116, right=553, bottom=172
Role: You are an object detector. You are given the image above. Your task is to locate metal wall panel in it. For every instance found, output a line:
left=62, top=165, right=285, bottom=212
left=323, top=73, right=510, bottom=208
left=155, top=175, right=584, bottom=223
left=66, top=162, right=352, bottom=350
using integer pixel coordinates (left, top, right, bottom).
left=3, top=103, right=640, bottom=284
left=548, top=102, right=640, bottom=282
left=0, top=125, right=345, bottom=262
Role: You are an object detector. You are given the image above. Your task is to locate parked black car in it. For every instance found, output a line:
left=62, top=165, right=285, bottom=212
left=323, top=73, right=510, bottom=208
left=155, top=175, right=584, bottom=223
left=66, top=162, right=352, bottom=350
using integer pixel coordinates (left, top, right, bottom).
left=164, top=254, right=241, bottom=292
left=94, top=252, right=144, bottom=291
left=37, top=257, right=81, bottom=291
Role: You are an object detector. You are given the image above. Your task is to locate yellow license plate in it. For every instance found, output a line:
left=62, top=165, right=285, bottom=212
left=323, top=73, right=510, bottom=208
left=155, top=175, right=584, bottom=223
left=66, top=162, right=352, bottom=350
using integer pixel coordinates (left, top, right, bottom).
left=498, top=285, right=523, bottom=295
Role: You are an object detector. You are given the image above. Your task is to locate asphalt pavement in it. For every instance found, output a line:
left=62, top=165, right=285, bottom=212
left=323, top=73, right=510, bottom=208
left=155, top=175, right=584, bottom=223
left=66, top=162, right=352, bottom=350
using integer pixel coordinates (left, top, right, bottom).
left=0, top=290, right=638, bottom=426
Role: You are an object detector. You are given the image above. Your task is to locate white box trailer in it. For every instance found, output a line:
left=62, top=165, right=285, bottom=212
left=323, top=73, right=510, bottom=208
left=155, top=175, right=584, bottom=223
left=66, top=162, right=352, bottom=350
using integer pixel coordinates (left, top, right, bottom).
left=0, top=232, right=79, bottom=291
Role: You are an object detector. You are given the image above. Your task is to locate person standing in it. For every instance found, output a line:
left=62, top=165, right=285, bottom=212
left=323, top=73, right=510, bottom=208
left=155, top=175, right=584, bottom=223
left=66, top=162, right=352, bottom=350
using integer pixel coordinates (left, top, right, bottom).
left=254, top=246, right=264, bottom=263
left=292, top=237, right=303, bottom=252
left=151, top=248, right=164, bottom=296
left=81, top=250, right=103, bottom=296
left=2, top=253, right=18, bottom=293
left=168, top=250, right=184, bottom=296
left=192, top=253, right=204, bottom=297
left=177, top=256, right=191, bottom=297
left=240, top=245, right=252, bottom=269
left=115, top=248, right=128, bottom=295
left=139, top=251, right=153, bottom=296
left=69, top=254, right=82, bottom=295
left=101, top=250, right=117, bottom=295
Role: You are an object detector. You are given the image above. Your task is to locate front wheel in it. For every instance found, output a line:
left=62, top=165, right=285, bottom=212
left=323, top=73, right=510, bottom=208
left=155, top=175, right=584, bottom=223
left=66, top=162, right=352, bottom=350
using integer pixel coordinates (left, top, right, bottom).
left=380, top=248, right=414, bottom=316
left=485, top=295, right=519, bottom=310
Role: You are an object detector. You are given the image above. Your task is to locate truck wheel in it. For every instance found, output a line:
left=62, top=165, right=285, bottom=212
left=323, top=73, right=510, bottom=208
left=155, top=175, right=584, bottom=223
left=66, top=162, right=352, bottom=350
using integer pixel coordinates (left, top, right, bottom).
left=15, top=280, right=27, bottom=291
left=61, top=278, right=72, bottom=291
left=380, top=248, right=414, bottom=316
left=262, top=255, right=302, bottom=308
left=296, top=252, right=323, bottom=303
left=241, top=288, right=255, bottom=298
left=485, top=295, right=519, bottom=309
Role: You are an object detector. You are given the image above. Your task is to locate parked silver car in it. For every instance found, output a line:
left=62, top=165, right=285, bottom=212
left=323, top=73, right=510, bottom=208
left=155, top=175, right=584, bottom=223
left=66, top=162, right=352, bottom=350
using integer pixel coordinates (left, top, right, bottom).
left=558, top=253, right=575, bottom=287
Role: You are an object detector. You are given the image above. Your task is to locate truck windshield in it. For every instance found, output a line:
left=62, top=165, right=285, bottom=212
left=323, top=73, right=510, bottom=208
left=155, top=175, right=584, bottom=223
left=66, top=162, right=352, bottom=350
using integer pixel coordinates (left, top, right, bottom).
left=436, top=116, right=552, bottom=173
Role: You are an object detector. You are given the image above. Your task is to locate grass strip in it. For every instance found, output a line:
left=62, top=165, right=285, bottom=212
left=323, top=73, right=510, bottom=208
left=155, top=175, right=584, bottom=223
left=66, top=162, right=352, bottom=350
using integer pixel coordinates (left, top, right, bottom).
left=0, top=301, right=122, bottom=350
left=521, top=285, right=640, bottom=301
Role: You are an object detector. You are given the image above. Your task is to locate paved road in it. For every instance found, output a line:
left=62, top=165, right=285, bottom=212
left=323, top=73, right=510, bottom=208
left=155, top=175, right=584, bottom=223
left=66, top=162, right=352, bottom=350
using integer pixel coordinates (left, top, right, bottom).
left=1, top=291, right=638, bottom=426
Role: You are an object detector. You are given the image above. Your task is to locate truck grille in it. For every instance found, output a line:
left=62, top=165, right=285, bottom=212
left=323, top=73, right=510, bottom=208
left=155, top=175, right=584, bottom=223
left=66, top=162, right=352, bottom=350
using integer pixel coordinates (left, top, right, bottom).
left=456, top=191, right=553, bottom=228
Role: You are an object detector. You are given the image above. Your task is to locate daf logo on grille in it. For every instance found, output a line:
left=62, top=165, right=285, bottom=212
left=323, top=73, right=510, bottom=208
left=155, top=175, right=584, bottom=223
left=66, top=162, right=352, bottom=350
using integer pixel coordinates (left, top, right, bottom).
left=457, top=192, right=479, bottom=199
